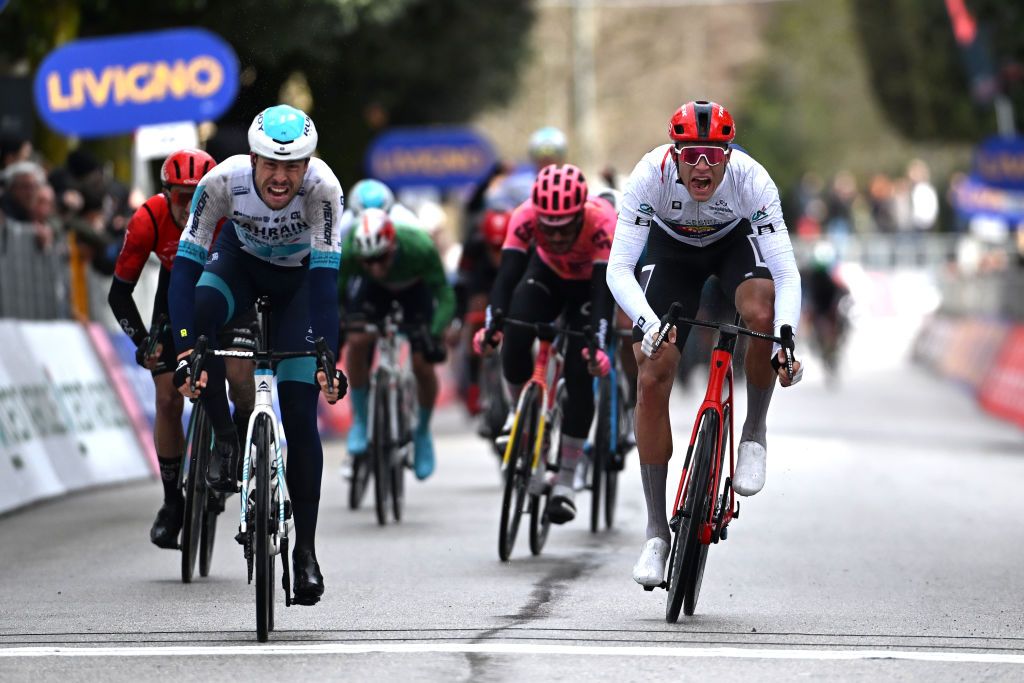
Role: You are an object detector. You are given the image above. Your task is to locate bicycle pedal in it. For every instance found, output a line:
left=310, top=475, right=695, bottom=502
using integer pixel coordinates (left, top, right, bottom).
left=643, top=585, right=654, bottom=592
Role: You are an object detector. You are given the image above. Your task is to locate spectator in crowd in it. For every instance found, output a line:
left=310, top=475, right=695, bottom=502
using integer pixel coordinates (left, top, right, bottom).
left=868, top=173, right=896, bottom=234
left=30, top=182, right=59, bottom=252
left=0, top=135, right=33, bottom=170
left=907, top=158, right=939, bottom=234
left=1, top=161, right=46, bottom=223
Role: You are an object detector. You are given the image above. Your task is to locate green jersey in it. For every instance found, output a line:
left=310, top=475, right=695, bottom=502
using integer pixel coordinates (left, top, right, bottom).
left=339, top=225, right=455, bottom=336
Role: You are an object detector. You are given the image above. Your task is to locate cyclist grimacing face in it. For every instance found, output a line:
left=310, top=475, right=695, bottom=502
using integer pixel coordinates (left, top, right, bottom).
left=251, top=155, right=309, bottom=210
left=675, top=144, right=731, bottom=202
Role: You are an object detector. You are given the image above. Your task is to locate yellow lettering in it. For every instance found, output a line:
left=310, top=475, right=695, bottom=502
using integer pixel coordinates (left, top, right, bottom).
left=117, top=61, right=151, bottom=104
left=46, top=72, right=80, bottom=112
left=188, top=56, right=223, bottom=98
left=151, top=60, right=191, bottom=100
left=79, top=66, right=117, bottom=108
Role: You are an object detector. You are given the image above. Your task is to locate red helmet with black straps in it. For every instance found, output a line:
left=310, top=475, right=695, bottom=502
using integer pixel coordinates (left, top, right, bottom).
left=480, top=209, right=511, bottom=248
left=160, top=148, right=216, bottom=188
left=668, top=100, right=736, bottom=144
left=531, top=164, right=589, bottom=220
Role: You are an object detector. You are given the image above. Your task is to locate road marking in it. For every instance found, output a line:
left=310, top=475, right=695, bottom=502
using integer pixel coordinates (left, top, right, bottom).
left=1, top=643, right=1023, bottom=664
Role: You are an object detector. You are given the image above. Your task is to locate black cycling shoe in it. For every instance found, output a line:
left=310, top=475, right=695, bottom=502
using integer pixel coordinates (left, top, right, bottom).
left=207, top=435, right=240, bottom=494
left=150, top=500, right=184, bottom=549
left=547, top=485, right=577, bottom=525
left=292, top=548, right=325, bottom=606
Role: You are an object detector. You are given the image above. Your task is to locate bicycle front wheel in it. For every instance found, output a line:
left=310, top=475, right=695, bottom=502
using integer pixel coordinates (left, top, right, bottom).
left=530, top=383, right=563, bottom=555
left=254, top=415, right=274, bottom=642
left=590, top=378, right=611, bottom=534
left=181, top=405, right=210, bottom=583
left=199, top=491, right=221, bottom=578
left=372, top=385, right=392, bottom=526
left=499, top=384, right=539, bottom=561
left=391, top=385, right=409, bottom=523
left=666, top=409, right=718, bottom=622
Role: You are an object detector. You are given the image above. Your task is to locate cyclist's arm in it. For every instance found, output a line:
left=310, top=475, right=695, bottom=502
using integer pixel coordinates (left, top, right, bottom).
left=607, top=160, right=659, bottom=332
left=744, top=171, right=801, bottom=336
left=108, top=202, right=158, bottom=345
left=487, top=203, right=532, bottom=321
left=168, top=173, right=230, bottom=353
left=306, top=175, right=344, bottom=352
left=587, top=201, right=617, bottom=348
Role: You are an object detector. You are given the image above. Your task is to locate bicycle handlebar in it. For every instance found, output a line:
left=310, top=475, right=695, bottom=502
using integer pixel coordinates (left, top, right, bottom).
left=188, top=334, right=334, bottom=392
left=654, top=301, right=797, bottom=377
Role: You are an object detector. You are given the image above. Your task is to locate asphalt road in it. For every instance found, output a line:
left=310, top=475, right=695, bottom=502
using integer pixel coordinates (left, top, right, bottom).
left=1, top=310, right=1023, bottom=681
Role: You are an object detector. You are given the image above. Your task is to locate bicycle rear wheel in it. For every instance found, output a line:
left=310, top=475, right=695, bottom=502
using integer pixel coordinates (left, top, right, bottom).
left=604, top=381, right=628, bottom=530
left=372, top=385, right=392, bottom=526
left=254, top=415, right=273, bottom=642
left=499, top=384, right=539, bottom=561
left=666, top=409, right=718, bottom=622
left=181, top=405, right=210, bottom=583
left=590, top=378, right=611, bottom=534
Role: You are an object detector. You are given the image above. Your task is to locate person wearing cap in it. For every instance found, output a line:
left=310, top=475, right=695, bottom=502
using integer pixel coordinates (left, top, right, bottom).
left=167, top=104, right=348, bottom=606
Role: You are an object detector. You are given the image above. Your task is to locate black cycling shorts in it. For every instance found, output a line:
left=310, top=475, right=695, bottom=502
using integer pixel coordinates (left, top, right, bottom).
left=632, top=222, right=772, bottom=351
left=346, top=276, right=435, bottom=352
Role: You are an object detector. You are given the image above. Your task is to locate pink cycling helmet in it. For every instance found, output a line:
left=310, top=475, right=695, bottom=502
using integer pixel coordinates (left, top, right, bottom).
left=531, top=164, right=588, bottom=223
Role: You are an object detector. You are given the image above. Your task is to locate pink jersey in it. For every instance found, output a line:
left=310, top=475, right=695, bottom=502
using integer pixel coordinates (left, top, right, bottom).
left=503, top=197, right=616, bottom=280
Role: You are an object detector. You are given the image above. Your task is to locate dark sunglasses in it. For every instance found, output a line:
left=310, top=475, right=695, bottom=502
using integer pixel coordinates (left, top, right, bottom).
left=360, top=253, right=390, bottom=266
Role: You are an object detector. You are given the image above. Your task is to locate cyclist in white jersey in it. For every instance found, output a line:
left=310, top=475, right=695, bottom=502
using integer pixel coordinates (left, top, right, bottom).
left=168, top=104, right=347, bottom=606
left=337, top=178, right=422, bottom=241
left=605, top=100, right=803, bottom=589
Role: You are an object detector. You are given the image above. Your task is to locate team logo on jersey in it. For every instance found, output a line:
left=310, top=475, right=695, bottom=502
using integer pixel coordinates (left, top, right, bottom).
left=634, top=216, right=651, bottom=227
left=232, top=185, right=249, bottom=196
left=751, top=206, right=769, bottom=222
left=756, top=223, right=775, bottom=235
left=671, top=201, right=682, bottom=210
left=638, top=203, right=655, bottom=216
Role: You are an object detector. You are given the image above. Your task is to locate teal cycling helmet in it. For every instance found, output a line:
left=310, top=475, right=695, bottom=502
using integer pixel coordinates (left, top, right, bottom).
left=349, top=179, right=395, bottom=213
left=528, top=126, right=567, bottom=164
left=248, top=104, right=318, bottom=160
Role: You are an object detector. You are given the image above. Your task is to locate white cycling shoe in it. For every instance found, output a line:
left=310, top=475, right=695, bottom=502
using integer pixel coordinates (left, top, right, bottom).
left=734, top=440, right=767, bottom=496
left=632, top=537, right=670, bottom=588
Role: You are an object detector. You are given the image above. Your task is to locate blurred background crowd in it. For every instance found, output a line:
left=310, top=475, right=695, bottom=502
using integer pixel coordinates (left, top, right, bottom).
left=0, top=0, right=1022, bottom=351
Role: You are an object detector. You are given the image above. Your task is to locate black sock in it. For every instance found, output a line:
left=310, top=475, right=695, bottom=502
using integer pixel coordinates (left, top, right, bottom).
left=158, top=458, right=182, bottom=506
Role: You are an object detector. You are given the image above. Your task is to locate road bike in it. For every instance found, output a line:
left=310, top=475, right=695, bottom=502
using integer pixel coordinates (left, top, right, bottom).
left=650, top=302, right=795, bottom=621
left=189, top=296, right=334, bottom=642
left=341, top=305, right=419, bottom=526
left=586, top=328, right=634, bottom=534
left=482, top=313, right=592, bottom=561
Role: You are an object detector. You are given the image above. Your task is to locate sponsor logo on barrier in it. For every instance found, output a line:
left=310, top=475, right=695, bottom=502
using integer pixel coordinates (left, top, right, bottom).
left=0, top=381, right=129, bottom=447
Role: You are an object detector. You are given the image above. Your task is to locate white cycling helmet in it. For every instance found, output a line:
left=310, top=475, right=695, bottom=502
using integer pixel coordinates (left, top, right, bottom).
left=528, top=126, right=567, bottom=164
left=348, top=179, right=395, bottom=213
left=353, top=208, right=397, bottom=258
left=248, top=104, right=318, bottom=160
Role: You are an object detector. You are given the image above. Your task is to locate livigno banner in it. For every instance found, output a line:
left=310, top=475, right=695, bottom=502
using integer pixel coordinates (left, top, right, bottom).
left=33, top=28, right=239, bottom=138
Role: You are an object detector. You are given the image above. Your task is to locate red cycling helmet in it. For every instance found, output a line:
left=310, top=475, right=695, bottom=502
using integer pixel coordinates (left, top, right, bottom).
left=668, top=100, right=736, bottom=144
left=532, top=164, right=589, bottom=222
left=480, top=209, right=511, bottom=248
left=160, top=148, right=216, bottom=188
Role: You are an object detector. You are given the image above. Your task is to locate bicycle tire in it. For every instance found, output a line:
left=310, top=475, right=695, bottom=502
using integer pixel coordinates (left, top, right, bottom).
left=348, top=452, right=372, bottom=510
left=683, top=410, right=719, bottom=617
left=590, top=378, right=611, bottom=534
left=666, top=409, right=717, bottom=622
left=180, top=405, right=210, bottom=584
left=372, top=384, right=391, bottom=526
left=604, top=381, right=628, bottom=530
left=390, top=384, right=407, bottom=523
left=530, top=383, right=563, bottom=555
left=254, top=415, right=273, bottom=642
left=199, top=491, right=220, bottom=578
left=499, top=384, right=538, bottom=561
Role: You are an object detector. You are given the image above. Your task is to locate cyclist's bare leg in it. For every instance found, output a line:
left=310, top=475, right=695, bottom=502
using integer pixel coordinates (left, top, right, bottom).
left=345, top=332, right=375, bottom=390
left=735, top=279, right=776, bottom=446
left=634, top=340, right=680, bottom=545
left=411, top=351, right=438, bottom=414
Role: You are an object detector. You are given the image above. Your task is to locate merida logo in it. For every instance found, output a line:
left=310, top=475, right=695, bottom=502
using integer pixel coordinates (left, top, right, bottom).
left=258, top=380, right=270, bottom=391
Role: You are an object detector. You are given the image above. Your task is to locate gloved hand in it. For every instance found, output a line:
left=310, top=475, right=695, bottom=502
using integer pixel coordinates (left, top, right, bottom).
left=640, top=319, right=675, bottom=359
left=420, top=334, right=448, bottom=364
left=318, top=367, right=349, bottom=404
left=473, top=327, right=502, bottom=355
left=581, top=347, right=611, bottom=377
left=771, top=348, right=804, bottom=386
left=172, top=357, right=191, bottom=389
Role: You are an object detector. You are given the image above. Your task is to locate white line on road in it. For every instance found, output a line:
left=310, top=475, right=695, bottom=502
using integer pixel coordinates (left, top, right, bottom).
left=1, top=643, right=1023, bottom=664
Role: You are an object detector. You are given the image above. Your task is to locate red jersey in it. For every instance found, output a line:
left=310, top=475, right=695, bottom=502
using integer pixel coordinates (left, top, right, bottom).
left=502, top=197, right=616, bottom=280
left=113, top=194, right=181, bottom=282
left=114, top=194, right=225, bottom=283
